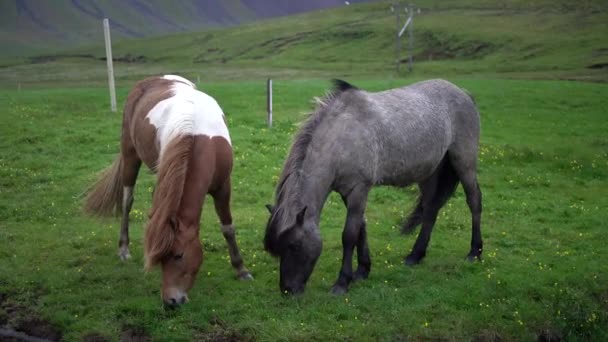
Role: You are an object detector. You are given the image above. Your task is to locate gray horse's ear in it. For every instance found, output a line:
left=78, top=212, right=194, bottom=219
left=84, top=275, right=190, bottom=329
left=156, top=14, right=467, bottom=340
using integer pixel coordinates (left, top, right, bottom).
left=265, top=204, right=274, bottom=214
left=296, top=206, right=307, bottom=225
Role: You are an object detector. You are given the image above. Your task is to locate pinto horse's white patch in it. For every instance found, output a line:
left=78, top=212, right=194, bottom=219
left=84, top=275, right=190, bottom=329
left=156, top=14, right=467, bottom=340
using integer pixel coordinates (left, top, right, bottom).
left=147, top=77, right=230, bottom=154
left=162, top=75, right=196, bottom=88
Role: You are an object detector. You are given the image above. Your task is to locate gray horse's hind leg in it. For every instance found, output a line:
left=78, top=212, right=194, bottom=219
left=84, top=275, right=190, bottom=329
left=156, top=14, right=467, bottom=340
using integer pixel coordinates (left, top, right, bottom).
left=405, top=158, right=460, bottom=265
left=405, top=177, right=440, bottom=265
left=402, top=158, right=460, bottom=235
left=401, top=199, right=423, bottom=234
left=449, top=154, right=483, bottom=261
left=331, top=185, right=370, bottom=294
left=459, top=173, right=483, bottom=261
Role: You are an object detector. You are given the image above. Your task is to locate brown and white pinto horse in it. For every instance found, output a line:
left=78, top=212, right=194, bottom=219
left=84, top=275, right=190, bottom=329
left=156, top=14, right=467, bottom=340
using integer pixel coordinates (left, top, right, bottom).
left=84, top=75, right=252, bottom=306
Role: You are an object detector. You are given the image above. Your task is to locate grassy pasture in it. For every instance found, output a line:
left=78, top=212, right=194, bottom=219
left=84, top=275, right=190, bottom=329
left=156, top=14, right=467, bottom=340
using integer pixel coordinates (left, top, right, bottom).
left=0, top=78, right=607, bottom=340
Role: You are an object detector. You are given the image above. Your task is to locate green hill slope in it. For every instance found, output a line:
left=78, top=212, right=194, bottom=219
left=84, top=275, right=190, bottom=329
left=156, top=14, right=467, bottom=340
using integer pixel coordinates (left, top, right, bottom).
left=1, top=0, right=607, bottom=85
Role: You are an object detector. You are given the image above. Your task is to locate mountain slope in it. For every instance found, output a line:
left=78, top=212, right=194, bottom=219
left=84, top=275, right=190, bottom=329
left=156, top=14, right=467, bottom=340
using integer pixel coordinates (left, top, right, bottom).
left=0, top=0, right=370, bottom=56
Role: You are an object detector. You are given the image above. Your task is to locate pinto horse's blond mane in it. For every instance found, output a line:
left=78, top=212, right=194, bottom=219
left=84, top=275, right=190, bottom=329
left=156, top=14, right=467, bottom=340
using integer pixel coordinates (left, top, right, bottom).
left=144, top=134, right=193, bottom=269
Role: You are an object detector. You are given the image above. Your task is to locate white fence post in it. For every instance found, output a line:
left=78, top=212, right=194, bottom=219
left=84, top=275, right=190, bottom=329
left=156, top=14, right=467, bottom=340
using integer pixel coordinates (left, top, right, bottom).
left=267, top=78, right=273, bottom=128
left=103, top=18, right=117, bottom=112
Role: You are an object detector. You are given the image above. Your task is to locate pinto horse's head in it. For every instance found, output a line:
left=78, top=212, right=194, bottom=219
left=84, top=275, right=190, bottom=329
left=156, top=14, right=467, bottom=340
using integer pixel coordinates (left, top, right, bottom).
left=145, top=216, right=202, bottom=306
left=264, top=205, right=322, bottom=295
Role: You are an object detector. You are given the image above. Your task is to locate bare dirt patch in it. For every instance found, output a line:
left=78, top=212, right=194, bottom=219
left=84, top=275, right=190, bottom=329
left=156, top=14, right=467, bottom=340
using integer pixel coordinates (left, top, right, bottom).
left=536, top=327, right=562, bottom=342
left=193, top=317, right=252, bottom=342
left=0, top=291, right=62, bottom=342
left=82, top=332, right=110, bottom=342
left=120, top=325, right=151, bottom=342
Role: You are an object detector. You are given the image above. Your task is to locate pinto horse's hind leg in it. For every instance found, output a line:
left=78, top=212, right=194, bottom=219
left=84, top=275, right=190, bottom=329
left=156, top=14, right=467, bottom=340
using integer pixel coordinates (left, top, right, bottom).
left=212, top=179, right=253, bottom=280
left=331, top=185, right=370, bottom=294
left=118, top=152, right=141, bottom=261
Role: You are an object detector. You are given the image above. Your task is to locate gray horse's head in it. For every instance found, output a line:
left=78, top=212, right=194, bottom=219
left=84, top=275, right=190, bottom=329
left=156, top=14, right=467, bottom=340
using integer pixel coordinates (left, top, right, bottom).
left=263, top=81, right=357, bottom=294
left=264, top=204, right=322, bottom=294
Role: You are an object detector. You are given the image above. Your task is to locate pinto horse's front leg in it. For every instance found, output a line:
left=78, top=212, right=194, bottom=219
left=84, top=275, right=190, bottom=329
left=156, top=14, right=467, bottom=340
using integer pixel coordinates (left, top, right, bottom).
left=212, top=179, right=253, bottom=281
left=331, top=186, right=369, bottom=295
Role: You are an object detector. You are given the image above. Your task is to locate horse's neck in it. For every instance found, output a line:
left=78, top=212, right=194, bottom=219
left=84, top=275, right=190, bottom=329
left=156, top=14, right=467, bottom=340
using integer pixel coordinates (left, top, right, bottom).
left=175, top=140, right=210, bottom=227
left=293, top=164, right=334, bottom=223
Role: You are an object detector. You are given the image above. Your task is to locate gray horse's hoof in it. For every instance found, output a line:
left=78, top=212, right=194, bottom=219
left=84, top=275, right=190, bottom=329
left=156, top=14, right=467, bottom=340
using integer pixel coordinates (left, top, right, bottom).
left=405, top=253, right=423, bottom=266
left=465, top=254, right=481, bottom=262
left=330, top=285, right=348, bottom=295
left=352, top=269, right=369, bottom=282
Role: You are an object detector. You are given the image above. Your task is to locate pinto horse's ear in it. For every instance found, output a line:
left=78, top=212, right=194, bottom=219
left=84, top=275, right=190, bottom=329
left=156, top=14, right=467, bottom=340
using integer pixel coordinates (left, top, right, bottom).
left=296, top=206, right=307, bottom=225
left=265, top=204, right=274, bottom=214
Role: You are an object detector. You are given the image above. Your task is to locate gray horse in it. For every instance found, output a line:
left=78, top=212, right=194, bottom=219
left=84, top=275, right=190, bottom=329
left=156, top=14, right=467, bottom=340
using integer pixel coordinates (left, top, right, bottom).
left=264, top=79, right=482, bottom=295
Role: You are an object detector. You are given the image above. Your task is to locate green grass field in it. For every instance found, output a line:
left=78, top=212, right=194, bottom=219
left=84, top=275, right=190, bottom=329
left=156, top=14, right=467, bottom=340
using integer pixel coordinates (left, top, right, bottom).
left=0, top=78, right=607, bottom=340
left=1, top=0, right=608, bottom=340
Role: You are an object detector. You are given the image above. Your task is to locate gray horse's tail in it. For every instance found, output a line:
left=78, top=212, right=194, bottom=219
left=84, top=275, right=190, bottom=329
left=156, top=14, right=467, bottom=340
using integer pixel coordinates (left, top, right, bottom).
left=401, top=156, right=460, bottom=234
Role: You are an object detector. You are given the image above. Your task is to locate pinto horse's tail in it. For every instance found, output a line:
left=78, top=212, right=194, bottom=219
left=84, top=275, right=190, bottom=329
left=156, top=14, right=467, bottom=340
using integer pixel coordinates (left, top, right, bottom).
left=83, top=155, right=124, bottom=217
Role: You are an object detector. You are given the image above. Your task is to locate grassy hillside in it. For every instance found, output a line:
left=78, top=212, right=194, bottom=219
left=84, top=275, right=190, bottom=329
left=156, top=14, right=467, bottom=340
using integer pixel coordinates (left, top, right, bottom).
left=1, top=77, right=607, bottom=340
left=1, top=0, right=607, bottom=87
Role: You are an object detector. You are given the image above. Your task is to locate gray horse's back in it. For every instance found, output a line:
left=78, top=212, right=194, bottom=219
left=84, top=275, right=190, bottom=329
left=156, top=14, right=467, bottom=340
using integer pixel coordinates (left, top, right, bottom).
left=326, top=79, right=479, bottom=188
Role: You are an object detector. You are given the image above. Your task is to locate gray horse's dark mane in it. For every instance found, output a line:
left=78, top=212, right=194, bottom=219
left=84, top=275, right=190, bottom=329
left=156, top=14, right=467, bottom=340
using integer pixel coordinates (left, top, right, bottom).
left=276, top=79, right=357, bottom=202
left=264, top=80, right=357, bottom=253
left=280, top=79, right=357, bottom=185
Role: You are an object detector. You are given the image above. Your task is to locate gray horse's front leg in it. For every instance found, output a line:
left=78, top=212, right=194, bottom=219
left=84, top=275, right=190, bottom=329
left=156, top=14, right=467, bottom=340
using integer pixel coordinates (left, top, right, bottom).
left=331, top=186, right=369, bottom=294
left=352, top=221, right=371, bottom=282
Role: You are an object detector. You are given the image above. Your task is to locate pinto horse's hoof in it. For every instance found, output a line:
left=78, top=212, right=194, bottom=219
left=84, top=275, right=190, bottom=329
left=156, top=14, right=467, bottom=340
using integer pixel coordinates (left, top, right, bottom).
left=238, top=271, right=254, bottom=281
left=118, top=247, right=131, bottom=261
